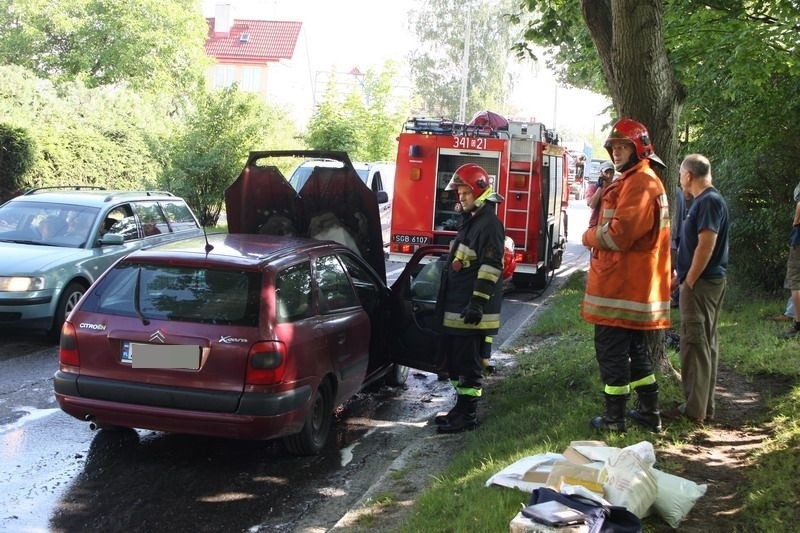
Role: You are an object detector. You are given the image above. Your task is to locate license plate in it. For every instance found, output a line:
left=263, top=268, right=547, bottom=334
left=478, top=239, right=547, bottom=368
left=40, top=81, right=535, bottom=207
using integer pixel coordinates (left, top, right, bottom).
left=393, top=234, right=431, bottom=244
left=120, top=341, right=200, bottom=370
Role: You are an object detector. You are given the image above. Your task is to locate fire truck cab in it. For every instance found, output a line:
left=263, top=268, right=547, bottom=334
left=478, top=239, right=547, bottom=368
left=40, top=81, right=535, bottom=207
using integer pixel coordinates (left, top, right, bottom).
left=388, top=115, right=569, bottom=288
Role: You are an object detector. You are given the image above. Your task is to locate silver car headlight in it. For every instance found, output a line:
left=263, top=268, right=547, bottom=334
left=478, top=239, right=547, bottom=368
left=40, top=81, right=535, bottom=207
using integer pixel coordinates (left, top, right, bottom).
left=0, top=276, right=46, bottom=291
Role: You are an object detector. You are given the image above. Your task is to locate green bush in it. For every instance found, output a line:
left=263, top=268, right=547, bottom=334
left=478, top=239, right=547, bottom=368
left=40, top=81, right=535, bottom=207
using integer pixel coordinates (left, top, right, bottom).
left=0, top=123, right=35, bottom=200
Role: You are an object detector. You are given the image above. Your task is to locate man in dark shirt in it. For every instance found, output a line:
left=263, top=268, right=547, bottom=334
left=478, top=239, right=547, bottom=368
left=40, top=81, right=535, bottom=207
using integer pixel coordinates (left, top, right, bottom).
left=671, top=154, right=729, bottom=424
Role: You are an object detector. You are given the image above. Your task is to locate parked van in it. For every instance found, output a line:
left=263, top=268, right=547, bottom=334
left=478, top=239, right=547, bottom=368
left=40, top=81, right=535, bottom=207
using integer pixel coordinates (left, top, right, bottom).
left=289, top=159, right=395, bottom=207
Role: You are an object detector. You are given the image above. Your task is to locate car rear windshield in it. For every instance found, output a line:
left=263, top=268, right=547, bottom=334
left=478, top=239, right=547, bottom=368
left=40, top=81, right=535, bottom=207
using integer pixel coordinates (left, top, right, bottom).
left=80, top=264, right=261, bottom=326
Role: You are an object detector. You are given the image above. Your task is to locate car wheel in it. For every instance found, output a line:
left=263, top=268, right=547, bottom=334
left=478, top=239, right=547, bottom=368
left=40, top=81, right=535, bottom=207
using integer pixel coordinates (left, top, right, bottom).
left=384, top=364, right=409, bottom=387
left=50, top=281, right=86, bottom=341
left=283, top=380, right=334, bottom=456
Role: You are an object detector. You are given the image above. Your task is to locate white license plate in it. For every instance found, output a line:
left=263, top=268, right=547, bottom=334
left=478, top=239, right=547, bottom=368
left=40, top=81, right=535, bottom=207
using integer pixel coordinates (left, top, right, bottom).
left=120, top=342, right=200, bottom=369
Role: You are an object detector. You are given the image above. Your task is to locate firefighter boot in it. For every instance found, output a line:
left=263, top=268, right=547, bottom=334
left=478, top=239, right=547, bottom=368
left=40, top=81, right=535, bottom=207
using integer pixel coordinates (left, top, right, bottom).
left=627, top=385, right=662, bottom=432
left=590, top=394, right=628, bottom=433
left=434, top=394, right=465, bottom=425
left=437, top=396, right=478, bottom=434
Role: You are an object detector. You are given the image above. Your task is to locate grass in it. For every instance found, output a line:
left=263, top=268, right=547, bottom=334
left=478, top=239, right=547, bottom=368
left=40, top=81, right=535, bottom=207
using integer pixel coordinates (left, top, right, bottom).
left=388, top=272, right=800, bottom=532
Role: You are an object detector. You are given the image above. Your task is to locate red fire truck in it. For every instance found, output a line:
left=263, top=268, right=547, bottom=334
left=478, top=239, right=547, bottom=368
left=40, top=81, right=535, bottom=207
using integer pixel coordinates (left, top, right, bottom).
left=388, top=114, right=570, bottom=288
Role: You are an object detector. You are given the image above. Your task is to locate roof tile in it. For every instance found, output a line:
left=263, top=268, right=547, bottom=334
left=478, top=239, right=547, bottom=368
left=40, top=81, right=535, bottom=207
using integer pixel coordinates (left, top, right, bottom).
left=205, top=19, right=302, bottom=62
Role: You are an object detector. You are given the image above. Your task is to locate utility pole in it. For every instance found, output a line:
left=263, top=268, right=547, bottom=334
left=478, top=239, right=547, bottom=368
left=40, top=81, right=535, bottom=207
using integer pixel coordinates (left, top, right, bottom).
left=458, top=8, right=471, bottom=122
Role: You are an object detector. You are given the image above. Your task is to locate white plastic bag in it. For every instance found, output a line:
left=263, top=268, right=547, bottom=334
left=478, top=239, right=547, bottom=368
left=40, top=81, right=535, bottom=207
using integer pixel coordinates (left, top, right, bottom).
left=601, top=448, right=658, bottom=518
left=651, top=468, right=707, bottom=528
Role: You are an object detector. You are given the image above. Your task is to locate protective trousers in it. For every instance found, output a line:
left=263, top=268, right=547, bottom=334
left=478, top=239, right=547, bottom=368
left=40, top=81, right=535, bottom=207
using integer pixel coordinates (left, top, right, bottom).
left=443, top=333, right=483, bottom=397
left=679, top=277, right=726, bottom=422
left=594, top=325, right=655, bottom=397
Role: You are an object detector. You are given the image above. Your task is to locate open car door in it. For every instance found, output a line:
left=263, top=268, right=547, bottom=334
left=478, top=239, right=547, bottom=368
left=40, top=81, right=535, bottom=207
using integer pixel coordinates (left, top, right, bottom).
left=388, top=245, right=450, bottom=373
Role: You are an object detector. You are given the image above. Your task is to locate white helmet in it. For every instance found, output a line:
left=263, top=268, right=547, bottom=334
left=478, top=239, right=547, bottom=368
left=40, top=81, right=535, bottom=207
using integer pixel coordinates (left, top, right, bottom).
left=599, top=161, right=615, bottom=174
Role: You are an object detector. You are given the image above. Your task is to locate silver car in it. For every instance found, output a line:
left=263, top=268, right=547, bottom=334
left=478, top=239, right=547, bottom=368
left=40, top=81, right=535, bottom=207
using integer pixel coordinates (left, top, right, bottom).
left=0, top=187, right=203, bottom=339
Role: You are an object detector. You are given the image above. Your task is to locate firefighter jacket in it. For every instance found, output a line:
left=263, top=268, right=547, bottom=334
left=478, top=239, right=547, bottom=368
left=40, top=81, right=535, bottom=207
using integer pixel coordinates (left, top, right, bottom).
left=581, top=159, right=671, bottom=330
left=441, top=204, right=505, bottom=335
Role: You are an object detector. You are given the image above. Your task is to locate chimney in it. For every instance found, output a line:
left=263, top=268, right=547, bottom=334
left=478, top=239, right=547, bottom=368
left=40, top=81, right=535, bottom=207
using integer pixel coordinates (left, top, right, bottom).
left=214, top=4, right=233, bottom=36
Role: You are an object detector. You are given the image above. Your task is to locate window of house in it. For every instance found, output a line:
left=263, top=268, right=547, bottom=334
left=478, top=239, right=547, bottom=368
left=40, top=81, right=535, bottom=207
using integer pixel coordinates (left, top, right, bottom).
left=241, top=67, right=261, bottom=92
left=214, top=65, right=236, bottom=88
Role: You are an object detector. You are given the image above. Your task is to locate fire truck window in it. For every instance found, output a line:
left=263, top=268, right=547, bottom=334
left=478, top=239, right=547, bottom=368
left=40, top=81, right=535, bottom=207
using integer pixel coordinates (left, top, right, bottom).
left=434, top=171, right=460, bottom=231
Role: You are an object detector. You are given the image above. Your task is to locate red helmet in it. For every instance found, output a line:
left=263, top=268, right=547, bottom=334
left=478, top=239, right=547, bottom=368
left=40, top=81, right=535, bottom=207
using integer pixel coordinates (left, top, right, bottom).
left=445, top=163, right=491, bottom=197
left=604, top=118, right=665, bottom=167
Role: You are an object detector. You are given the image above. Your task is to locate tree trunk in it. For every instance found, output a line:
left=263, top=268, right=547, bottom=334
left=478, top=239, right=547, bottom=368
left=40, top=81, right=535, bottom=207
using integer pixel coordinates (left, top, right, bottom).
left=581, top=0, right=686, bottom=374
left=581, top=0, right=687, bottom=191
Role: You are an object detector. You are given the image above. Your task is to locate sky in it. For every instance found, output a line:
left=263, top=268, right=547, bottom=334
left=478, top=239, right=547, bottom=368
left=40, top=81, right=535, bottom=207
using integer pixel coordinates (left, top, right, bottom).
left=202, top=0, right=611, bottom=140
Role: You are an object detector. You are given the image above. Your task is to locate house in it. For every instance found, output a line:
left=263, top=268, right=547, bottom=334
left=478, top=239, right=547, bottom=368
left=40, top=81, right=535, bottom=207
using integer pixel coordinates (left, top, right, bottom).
left=204, top=4, right=302, bottom=103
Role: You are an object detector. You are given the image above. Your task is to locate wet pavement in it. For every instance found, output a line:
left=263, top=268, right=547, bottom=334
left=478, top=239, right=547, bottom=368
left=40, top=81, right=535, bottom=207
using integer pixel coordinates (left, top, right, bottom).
left=0, top=203, right=591, bottom=532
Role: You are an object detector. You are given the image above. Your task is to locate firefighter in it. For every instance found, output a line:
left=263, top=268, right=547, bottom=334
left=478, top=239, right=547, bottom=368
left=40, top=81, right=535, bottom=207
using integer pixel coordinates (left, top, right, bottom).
left=581, top=118, right=672, bottom=433
left=435, top=163, right=505, bottom=434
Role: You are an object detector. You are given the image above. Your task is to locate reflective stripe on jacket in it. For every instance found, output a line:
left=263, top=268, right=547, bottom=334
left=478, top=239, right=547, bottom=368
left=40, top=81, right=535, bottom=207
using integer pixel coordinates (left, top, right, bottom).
left=441, top=204, right=505, bottom=335
left=581, top=159, right=671, bottom=330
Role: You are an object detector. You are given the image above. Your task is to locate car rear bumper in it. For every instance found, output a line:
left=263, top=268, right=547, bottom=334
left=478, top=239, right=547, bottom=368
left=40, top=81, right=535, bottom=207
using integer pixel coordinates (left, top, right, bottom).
left=54, top=371, right=313, bottom=440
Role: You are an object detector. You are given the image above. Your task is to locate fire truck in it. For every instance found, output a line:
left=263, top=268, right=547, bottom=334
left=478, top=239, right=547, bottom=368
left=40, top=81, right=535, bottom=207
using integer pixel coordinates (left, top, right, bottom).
left=388, top=114, right=570, bottom=288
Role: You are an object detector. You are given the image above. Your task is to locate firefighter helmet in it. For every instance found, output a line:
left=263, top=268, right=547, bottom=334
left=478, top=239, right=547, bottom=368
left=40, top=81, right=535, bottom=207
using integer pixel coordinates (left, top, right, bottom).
left=446, top=163, right=490, bottom=195
left=599, top=161, right=615, bottom=174
left=604, top=118, right=665, bottom=168
left=445, top=163, right=503, bottom=206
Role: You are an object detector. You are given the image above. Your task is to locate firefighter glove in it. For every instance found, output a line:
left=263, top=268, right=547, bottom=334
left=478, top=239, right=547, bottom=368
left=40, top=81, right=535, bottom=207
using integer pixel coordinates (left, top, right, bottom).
left=461, top=301, right=483, bottom=325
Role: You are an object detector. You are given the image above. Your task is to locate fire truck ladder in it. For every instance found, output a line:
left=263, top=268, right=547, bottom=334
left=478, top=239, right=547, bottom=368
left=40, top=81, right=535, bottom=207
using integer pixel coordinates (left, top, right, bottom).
left=506, top=135, right=535, bottom=253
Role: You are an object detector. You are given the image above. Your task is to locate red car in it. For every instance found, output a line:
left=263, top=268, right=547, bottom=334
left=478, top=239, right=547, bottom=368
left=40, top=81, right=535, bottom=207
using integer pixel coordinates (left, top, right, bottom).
left=54, top=151, right=447, bottom=455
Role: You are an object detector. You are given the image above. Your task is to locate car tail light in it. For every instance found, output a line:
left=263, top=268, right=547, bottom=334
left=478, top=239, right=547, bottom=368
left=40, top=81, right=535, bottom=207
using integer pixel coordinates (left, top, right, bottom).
left=59, top=322, right=80, bottom=367
left=246, top=341, right=287, bottom=385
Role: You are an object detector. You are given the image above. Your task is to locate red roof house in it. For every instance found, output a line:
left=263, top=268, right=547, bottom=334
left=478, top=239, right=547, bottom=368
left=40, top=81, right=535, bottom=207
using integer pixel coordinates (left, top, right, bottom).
left=204, top=5, right=302, bottom=99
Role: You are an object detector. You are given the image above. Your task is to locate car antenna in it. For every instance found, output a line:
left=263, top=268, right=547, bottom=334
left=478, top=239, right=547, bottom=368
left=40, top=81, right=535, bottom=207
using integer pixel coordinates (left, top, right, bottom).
left=202, top=221, right=214, bottom=253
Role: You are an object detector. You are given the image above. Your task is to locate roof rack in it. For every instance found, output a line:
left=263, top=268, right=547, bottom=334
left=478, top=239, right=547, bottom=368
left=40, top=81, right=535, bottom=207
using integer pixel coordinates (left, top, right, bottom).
left=403, top=117, right=506, bottom=138
left=24, top=185, right=106, bottom=195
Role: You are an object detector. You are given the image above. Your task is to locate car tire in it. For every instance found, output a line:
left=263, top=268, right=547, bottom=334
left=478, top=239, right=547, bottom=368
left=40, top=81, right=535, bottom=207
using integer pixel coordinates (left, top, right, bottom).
left=283, top=379, right=334, bottom=456
left=51, top=280, right=87, bottom=341
left=384, top=364, right=409, bottom=387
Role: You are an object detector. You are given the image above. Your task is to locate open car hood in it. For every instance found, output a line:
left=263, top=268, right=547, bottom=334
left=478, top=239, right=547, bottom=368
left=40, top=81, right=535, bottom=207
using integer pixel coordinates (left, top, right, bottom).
left=224, top=150, right=386, bottom=281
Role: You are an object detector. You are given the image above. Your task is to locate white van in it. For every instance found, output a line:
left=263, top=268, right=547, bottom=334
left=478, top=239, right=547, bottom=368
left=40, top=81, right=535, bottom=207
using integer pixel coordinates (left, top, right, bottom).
left=288, top=159, right=395, bottom=207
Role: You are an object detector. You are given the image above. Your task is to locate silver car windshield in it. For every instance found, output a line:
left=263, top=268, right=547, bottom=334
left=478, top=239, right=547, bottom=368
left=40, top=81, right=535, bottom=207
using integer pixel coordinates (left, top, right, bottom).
left=0, top=201, right=99, bottom=248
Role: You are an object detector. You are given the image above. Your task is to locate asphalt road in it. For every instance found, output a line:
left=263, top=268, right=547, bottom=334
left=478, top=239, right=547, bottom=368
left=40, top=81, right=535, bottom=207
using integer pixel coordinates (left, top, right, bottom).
left=0, top=203, right=590, bottom=532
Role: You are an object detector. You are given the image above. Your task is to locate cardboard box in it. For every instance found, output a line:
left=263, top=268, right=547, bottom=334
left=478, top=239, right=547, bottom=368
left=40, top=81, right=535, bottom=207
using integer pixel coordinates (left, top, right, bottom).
left=522, top=464, right=554, bottom=483
left=561, top=440, right=606, bottom=465
left=545, top=462, right=605, bottom=495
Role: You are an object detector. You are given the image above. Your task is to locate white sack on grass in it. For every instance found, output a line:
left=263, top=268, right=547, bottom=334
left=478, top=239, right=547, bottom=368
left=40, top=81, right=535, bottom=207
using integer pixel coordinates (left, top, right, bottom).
left=623, top=441, right=657, bottom=467
left=601, top=448, right=658, bottom=518
left=651, top=468, right=707, bottom=528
